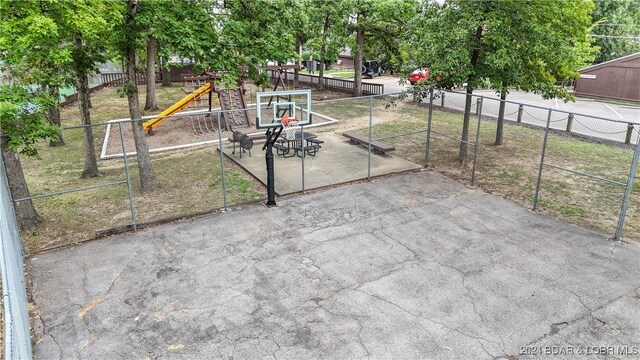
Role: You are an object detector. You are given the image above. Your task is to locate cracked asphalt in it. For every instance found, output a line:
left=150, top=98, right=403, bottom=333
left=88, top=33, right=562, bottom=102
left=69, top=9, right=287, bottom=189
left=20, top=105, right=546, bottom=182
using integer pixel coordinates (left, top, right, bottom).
left=30, top=171, right=640, bottom=359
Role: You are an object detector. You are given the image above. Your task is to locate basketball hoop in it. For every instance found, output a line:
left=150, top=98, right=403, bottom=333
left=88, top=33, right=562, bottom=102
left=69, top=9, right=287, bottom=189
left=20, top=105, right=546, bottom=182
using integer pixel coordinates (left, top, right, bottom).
left=281, top=116, right=300, bottom=140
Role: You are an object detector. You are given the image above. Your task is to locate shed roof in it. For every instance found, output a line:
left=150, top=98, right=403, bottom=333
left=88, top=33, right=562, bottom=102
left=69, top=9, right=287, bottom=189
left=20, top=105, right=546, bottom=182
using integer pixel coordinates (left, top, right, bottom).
left=579, top=52, right=640, bottom=73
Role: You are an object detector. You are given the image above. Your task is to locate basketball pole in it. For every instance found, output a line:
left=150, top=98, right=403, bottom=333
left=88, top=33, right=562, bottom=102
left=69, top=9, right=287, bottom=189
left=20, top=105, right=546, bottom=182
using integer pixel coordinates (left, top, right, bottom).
left=264, top=127, right=283, bottom=207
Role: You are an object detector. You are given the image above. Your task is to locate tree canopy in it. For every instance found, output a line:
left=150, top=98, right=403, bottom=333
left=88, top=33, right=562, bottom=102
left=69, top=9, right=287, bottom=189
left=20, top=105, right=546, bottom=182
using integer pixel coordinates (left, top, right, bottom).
left=0, top=86, right=59, bottom=157
left=406, top=0, right=597, bottom=158
left=591, top=0, right=640, bottom=63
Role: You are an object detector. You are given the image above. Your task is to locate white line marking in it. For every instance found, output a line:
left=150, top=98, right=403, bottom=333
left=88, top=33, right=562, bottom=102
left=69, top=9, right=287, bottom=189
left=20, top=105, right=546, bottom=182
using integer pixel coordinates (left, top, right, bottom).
left=554, top=98, right=559, bottom=109
left=603, top=103, right=625, bottom=120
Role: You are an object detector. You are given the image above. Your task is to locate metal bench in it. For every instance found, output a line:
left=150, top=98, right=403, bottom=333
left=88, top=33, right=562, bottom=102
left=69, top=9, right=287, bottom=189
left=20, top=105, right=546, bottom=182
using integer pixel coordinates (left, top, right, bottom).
left=273, top=143, right=295, bottom=158
left=342, top=132, right=395, bottom=155
left=296, top=144, right=320, bottom=158
left=307, top=138, right=324, bottom=148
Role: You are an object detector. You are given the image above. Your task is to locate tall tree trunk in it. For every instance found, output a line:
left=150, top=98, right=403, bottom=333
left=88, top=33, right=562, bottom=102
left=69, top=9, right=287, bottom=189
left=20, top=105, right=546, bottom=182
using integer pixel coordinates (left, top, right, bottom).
left=1, top=135, right=42, bottom=230
left=125, top=0, right=160, bottom=192
left=495, top=87, right=507, bottom=146
left=144, top=33, right=158, bottom=110
left=47, top=85, right=64, bottom=147
left=74, top=35, right=100, bottom=178
left=353, top=13, right=365, bottom=97
left=459, top=25, right=484, bottom=162
left=294, top=35, right=301, bottom=88
left=459, top=87, right=474, bottom=163
left=318, top=13, right=330, bottom=90
left=160, top=52, right=172, bottom=87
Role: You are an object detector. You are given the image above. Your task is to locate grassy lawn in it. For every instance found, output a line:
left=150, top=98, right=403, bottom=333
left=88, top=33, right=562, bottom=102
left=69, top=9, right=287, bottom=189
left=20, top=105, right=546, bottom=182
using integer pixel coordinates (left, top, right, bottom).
left=300, top=69, right=355, bottom=79
left=20, top=84, right=264, bottom=253
left=319, top=97, right=639, bottom=240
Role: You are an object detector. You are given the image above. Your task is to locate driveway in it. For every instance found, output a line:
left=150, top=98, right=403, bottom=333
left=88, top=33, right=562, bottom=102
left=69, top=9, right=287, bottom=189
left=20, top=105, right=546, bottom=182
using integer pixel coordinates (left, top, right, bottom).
left=31, top=171, right=640, bottom=359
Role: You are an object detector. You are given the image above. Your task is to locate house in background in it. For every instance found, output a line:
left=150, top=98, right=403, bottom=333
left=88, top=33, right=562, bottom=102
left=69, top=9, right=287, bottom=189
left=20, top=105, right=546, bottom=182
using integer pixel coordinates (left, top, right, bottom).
left=337, top=48, right=354, bottom=68
left=574, top=52, right=640, bottom=102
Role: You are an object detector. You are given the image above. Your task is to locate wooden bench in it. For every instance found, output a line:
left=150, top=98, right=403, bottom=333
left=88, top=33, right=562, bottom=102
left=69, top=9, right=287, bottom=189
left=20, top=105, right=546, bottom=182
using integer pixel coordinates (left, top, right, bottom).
left=342, top=132, right=395, bottom=155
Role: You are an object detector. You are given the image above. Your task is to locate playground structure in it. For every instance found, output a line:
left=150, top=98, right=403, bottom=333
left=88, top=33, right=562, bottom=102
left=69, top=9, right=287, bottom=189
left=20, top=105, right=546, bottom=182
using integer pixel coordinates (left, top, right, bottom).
left=141, top=72, right=251, bottom=135
left=141, top=66, right=301, bottom=135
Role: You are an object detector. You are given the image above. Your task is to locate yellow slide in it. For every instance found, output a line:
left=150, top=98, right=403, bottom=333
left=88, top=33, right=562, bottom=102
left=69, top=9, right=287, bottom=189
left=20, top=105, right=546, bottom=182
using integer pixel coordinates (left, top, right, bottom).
left=142, top=82, right=212, bottom=133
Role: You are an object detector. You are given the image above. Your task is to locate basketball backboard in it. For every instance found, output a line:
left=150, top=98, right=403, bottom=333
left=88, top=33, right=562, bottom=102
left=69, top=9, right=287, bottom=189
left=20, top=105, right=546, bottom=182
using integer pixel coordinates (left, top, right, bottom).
left=256, top=89, right=312, bottom=129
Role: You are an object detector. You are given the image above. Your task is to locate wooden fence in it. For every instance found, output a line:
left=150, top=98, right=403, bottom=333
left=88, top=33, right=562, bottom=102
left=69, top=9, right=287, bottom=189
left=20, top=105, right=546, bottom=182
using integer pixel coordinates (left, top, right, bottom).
left=102, top=70, right=385, bottom=95
left=101, top=72, right=162, bottom=87
left=272, top=71, right=384, bottom=96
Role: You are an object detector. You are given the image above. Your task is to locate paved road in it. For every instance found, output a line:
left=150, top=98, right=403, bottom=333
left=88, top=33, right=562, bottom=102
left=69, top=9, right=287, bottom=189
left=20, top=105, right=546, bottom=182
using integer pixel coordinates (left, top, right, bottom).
left=31, top=172, right=640, bottom=359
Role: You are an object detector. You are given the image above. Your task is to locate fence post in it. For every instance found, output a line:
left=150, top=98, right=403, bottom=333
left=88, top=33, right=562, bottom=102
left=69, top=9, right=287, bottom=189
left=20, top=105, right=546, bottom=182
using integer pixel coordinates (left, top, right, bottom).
left=117, top=122, right=137, bottom=231
left=533, top=109, right=553, bottom=210
left=517, top=105, right=524, bottom=123
left=216, top=112, right=228, bottom=210
left=471, top=97, right=483, bottom=186
left=425, top=88, right=434, bottom=168
left=301, top=124, right=306, bottom=192
left=566, top=113, right=574, bottom=132
left=625, top=123, right=634, bottom=144
left=440, top=92, right=445, bottom=108
left=367, top=96, right=373, bottom=180
left=615, top=133, right=640, bottom=240
left=475, top=98, right=481, bottom=115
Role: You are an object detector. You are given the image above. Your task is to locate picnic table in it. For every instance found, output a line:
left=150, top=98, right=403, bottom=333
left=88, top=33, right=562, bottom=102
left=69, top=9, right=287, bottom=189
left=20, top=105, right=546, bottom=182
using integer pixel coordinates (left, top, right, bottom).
left=273, top=132, right=324, bottom=158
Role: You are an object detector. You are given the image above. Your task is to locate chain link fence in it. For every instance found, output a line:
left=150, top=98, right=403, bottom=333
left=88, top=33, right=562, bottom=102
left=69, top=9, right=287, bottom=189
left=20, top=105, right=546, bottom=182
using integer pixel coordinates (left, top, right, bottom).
left=1, top=154, right=32, bottom=360
left=9, top=88, right=640, bottom=254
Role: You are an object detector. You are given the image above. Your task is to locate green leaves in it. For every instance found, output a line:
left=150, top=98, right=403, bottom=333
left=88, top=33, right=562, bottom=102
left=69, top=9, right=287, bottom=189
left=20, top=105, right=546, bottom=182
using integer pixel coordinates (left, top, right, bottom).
left=0, top=86, right=60, bottom=157
left=591, top=0, right=640, bottom=63
left=407, top=0, right=597, bottom=99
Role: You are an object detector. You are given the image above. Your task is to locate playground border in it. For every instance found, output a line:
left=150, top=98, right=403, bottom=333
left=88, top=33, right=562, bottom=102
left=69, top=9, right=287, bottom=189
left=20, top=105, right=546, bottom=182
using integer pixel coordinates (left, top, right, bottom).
left=99, top=106, right=339, bottom=160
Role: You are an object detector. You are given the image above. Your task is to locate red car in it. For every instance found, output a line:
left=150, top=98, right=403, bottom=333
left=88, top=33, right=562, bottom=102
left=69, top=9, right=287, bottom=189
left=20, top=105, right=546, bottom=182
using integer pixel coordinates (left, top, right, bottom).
left=408, top=67, right=441, bottom=85
left=408, top=68, right=429, bottom=85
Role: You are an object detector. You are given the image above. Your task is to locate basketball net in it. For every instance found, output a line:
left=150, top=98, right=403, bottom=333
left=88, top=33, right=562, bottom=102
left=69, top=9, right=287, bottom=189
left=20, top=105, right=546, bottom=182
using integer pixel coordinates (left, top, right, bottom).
left=281, top=116, right=300, bottom=140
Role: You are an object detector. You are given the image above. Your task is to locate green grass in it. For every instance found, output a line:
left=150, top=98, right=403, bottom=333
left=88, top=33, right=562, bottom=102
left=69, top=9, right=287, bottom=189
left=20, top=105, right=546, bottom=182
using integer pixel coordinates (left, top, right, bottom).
left=330, top=72, right=355, bottom=79
left=20, top=84, right=264, bottom=253
left=299, top=69, right=355, bottom=79
left=314, top=99, right=372, bottom=119
left=344, top=99, right=639, bottom=240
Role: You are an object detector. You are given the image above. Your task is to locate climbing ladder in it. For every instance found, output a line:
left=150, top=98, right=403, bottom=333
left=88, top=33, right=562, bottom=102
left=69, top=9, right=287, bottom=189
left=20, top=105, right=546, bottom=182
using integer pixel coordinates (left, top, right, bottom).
left=218, top=87, right=251, bottom=130
left=186, top=77, right=217, bottom=135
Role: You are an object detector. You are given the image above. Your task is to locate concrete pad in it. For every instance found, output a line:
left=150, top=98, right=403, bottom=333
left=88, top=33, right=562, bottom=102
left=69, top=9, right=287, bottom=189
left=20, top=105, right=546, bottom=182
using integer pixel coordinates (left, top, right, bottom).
left=224, top=132, right=421, bottom=195
left=30, top=172, right=640, bottom=359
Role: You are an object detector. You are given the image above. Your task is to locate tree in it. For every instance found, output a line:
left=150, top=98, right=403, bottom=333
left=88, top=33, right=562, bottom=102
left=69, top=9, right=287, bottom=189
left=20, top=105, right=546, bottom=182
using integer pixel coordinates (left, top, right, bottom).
left=307, top=0, right=350, bottom=89
left=482, top=0, right=596, bottom=145
left=0, top=0, right=71, bottom=147
left=219, top=0, right=298, bottom=85
left=351, top=1, right=366, bottom=96
left=287, top=0, right=311, bottom=88
left=144, top=32, right=158, bottom=110
left=408, top=0, right=596, bottom=159
left=591, top=0, right=640, bottom=63
left=159, top=52, right=173, bottom=87
left=64, top=1, right=123, bottom=178
left=119, top=0, right=160, bottom=192
left=0, top=85, right=59, bottom=230
left=137, top=0, right=220, bottom=107
left=348, top=0, right=417, bottom=96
